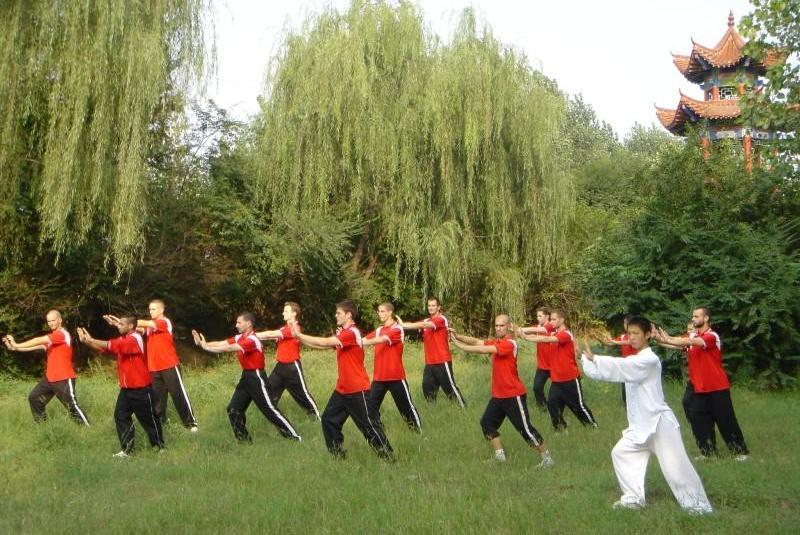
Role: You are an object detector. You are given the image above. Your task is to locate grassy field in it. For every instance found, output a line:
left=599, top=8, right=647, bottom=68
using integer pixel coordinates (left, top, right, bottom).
left=0, top=342, right=798, bottom=534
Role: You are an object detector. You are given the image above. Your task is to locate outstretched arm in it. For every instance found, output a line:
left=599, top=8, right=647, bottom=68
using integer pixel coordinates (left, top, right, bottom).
left=400, top=319, right=435, bottom=331
left=516, top=330, right=558, bottom=343
left=450, top=333, right=496, bottom=355
left=653, top=327, right=702, bottom=348
left=3, top=334, right=49, bottom=352
left=76, top=328, right=110, bottom=353
left=580, top=340, right=653, bottom=383
left=136, top=319, right=156, bottom=329
left=451, top=332, right=483, bottom=346
left=255, top=329, right=283, bottom=341
left=288, top=322, right=339, bottom=349
left=191, top=330, right=240, bottom=353
left=603, top=337, right=629, bottom=347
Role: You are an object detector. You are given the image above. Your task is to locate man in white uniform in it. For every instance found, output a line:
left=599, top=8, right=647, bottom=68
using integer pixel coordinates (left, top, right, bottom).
left=580, top=315, right=712, bottom=514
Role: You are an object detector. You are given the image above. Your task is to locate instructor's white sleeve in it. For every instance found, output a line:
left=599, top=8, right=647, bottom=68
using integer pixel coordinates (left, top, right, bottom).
left=581, top=353, right=654, bottom=384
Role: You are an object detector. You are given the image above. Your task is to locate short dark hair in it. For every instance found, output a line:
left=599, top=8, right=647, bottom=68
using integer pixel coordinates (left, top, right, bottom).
left=626, top=315, right=652, bottom=334
left=536, top=306, right=551, bottom=315
left=150, top=299, right=166, bottom=308
left=238, top=312, right=256, bottom=326
left=427, top=297, right=440, bottom=306
left=378, top=302, right=394, bottom=312
left=284, top=302, right=301, bottom=317
left=336, top=300, right=358, bottom=319
left=120, top=316, right=137, bottom=327
left=693, top=307, right=710, bottom=319
left=551, top=309, right=567, bottom=321
left=623, top=314, right=635, bottom=325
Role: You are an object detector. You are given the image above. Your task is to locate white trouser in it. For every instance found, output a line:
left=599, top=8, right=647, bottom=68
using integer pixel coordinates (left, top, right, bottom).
left=611, top=417, right=713, bottom=514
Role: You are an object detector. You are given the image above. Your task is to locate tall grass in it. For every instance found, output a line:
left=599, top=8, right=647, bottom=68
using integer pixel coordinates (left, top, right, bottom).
left=0, top=343, right=797, bottom=533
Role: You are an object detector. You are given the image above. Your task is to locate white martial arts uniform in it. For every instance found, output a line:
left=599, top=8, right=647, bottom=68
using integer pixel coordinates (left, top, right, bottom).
left=581, top=347, right=713, bottom=514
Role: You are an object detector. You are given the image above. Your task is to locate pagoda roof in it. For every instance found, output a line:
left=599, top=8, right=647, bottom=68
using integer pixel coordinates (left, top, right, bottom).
left=672, top=11, right=784, bottom=83
left=655, top=92, right=741, bottom=135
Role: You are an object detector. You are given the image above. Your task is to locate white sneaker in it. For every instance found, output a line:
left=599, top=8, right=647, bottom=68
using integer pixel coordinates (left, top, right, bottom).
left=536, top=455, right=554, bottom=469
left=112, top=451, right=130, bottom=458
left=612, top=500, right=643, bottom=510
left=189, top=426, right=199, bottom=433
left=494, top=451, right=507, bottom=462
left=694, top=454, right=708, bottom=461
left=734, top=454, right=749, bottom=462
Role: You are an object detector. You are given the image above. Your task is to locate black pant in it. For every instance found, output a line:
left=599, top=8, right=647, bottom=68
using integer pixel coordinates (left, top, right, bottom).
left=267, top=361, right=320, bottom=419
left=621, top=383, right=627, bottom=405
left=28, top=377, right=90, bottom=426
left=531, top=369, right=550, bottom=411
left=547, top=378, right=597, bottom=430
left=151, top=365, right=197, bottom=427
left=321, top=390, right=394, bottom=459
left=227, top=369, right=302, bottom=442
left=114, top=387, right=164, bottom=453
left=422, top=362, right=466, bottom=407
left=682, top=384, right=748, bottom=456
left=481, top=395, right=544, bottom=447
left=369, top=379, right=422, bottom=432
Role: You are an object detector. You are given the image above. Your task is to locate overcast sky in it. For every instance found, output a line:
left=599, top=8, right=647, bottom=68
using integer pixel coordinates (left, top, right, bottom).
left=206, top=0, right=753, bottom=138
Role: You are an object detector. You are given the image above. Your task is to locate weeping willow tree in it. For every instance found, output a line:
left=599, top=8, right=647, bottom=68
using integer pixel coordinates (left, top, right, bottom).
left=251, top=0, right=572, bottom=319
left=0, top=0, right=209, bottom=274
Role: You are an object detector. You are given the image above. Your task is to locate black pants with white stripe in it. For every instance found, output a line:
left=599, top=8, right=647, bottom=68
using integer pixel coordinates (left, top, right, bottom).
left=28, top=377, right=90, bottom=426
left=682, top=385, right=748, bottom=456
left=531, top=368, right=550, bottom=411
left=321, top=390, right=394, bottom=459
left=227, top=369, right=302, bottom=442
left=547, top=378, right=597, bottom=431
left=268, top=361, right=320, bottom=419
left=369, top=380, right=422, bottom=432
left=151, top=365, right=197, bottom=428
left=481, top=395, right=544, bottom=446
left=114, top=387, right=164, bottom=453
left=422, top=362, right=466, bottom=407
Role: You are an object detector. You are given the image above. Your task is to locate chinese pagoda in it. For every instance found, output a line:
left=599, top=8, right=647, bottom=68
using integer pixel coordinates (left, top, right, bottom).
left=656, top=11, right=782, bottom=171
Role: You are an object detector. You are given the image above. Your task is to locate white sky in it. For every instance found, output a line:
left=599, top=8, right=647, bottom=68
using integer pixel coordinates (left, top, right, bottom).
left=207, top=0, right=753, bottom=138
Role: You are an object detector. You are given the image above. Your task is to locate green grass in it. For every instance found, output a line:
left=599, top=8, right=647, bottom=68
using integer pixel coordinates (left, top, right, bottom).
left=0, top=342, right=798, bottom=534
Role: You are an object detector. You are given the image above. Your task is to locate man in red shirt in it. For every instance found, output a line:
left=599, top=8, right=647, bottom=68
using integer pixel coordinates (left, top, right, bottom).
left=604, top=314, right=637, bottom=403
left=255, top=302, right=320, bottom=420
left=117, top=300, right=197, bottom=430
left=77, top=316, right=164, bottom=457
left=401, top=297, right=465, bottom=407
left=451, top=315, right=553, bottom=466
left=192, top=312, right=302, bottom=443
left=519, top=306, right=555, bottom=411
left=655, top=307, right=749, bottom=460
left=3, top=309, right=90, bottom=426
left=291, top=300, right=394, bottom=460
left=363, top=302, right=421, bottom=432
left=518, top=309, right=597, bottom=431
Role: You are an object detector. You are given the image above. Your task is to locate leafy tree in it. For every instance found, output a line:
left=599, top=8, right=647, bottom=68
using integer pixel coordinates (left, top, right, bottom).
left=249, top=1, right=572, bottom=325
left=0, top=0, right=210, bottom=275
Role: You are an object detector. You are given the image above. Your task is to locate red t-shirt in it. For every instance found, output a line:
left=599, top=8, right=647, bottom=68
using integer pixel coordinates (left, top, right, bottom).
left=687, top=329, right=730, bottom=393
left=145, top=317, right=180, bottom=372
left=367, top=323, right=406, bottom=381
left=334, top=325, right=370, bottom=394
left=421, top=313, right=452, bottom=364
left=485, top=337, right=526, bottom=398
left=227, top=332, right=265, bottom=371
left=275, top=323, right=302, bottom=363
left=614, top=334, right=638, bottom=358
left=45, top=328, right=76, bottom=382
left=550, top=329, right=580, bottom=382
left=536, top=322, right=556, bottom=370
left=106, top=332, right=151, bottom=389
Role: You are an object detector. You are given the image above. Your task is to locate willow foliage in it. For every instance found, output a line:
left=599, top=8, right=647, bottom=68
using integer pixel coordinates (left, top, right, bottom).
left=0, top=0, right=209, bottom=273
left=251, top=1, right=572, bottom=317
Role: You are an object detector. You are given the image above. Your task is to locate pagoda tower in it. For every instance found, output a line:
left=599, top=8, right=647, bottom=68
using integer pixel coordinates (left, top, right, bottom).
left=655, top=11, right=782, bottom=171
